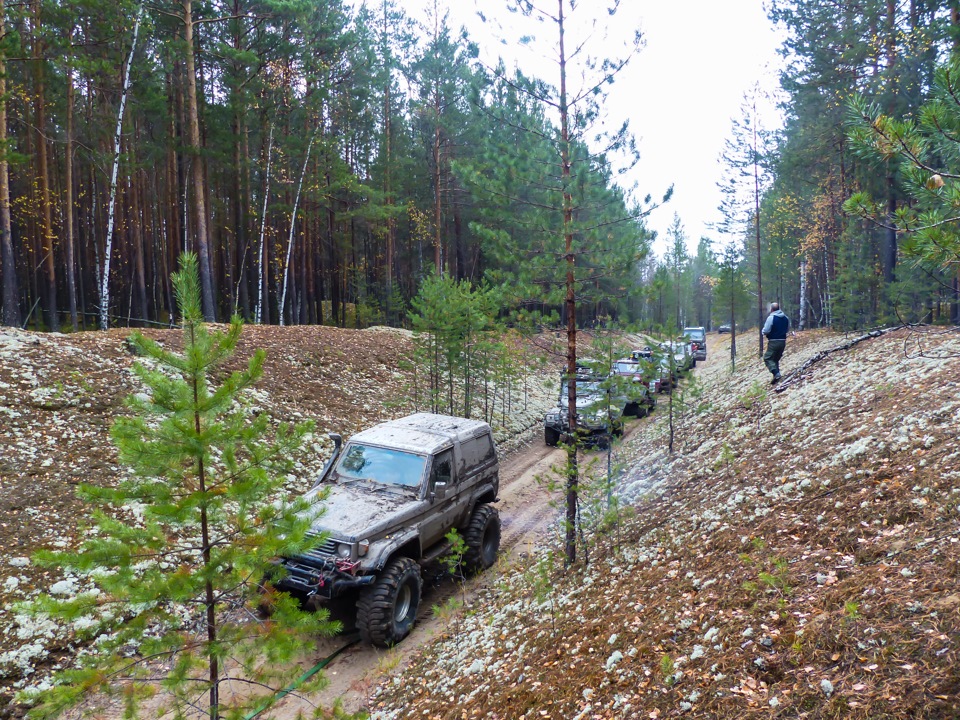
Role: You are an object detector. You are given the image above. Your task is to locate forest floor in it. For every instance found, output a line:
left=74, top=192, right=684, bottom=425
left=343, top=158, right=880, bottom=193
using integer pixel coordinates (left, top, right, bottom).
left=364, top=325, right=960, bottom=719
left=2, top=323, right=959, bottom=720
left=0, top=322, right=560, bottom=719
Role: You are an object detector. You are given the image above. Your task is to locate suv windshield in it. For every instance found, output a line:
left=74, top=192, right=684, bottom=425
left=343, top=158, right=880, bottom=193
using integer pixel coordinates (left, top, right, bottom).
left=335, top=443, right=427, bottom=488
left=558, top=379, right=605, bottom=405
left=613, top=361, right=638, bottom=374
left=683, top=328, right=706, bottom=341
left=575, top=380, right=604, bottom=395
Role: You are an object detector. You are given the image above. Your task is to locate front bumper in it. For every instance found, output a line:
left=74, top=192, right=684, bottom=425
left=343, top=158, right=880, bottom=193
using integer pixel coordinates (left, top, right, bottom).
left=274, top=557, right=375, bottom=599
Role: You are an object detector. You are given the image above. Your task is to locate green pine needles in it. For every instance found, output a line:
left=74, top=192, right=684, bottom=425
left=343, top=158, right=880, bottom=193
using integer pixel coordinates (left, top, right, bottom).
left=19, top=253, right=338, bottom=720
left=846, top=58, right=960, bottom=273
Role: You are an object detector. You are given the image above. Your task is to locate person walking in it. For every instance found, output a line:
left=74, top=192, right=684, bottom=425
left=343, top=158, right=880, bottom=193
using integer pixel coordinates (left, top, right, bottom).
left=762, top=302, right=790, bottom=384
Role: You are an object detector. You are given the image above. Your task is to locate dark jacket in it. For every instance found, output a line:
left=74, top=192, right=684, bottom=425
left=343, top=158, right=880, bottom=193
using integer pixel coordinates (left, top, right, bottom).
left=762, top=310, right=789, bottom=340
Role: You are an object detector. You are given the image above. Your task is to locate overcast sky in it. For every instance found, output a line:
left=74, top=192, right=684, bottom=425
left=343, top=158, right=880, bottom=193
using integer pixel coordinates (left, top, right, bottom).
left=363, top=0, right=786, bottom=257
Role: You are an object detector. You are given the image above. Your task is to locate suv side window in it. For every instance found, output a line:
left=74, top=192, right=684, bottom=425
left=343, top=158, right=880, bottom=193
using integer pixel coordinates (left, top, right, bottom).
left=461, top=434, right=495, bottom=470
left=430, top=449, right=454, bottom=490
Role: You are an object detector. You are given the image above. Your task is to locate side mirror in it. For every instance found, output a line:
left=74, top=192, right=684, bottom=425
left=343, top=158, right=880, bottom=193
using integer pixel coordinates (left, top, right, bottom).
left=431, top=482, right=448, bottom=500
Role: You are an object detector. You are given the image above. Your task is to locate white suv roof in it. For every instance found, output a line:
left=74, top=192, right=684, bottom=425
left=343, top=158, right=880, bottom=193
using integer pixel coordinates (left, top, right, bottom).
left=349, top=413, right=491, bottom=455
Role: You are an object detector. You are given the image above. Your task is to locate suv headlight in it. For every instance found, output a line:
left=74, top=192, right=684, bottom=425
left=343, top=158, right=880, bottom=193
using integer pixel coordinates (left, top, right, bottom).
left=336, top=543, right=352, bottom=559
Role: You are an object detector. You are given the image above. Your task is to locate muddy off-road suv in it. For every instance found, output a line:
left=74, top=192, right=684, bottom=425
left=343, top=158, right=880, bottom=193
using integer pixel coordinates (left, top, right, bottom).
left=273, top=413, right=500, bottom=647
left=543, top=370, right=628, bottom=447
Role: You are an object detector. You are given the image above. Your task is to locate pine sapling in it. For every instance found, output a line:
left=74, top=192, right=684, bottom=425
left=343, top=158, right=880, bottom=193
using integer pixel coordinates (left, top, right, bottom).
left=19, top=253, right=339, bottom=720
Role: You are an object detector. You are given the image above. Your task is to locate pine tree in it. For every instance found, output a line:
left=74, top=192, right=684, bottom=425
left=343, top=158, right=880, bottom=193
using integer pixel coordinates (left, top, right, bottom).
left=713, top=241, right=752, bottom=370
left=20, top=253, right=338, bottom=720
left=465, top=0, right=668, bottom=565
left=717, top=86, right=775, bottom=356
left=845, top=58, right=960, bottom=319
left=666, top=215, right=689, bottom=333
left=0, top=0, right=16, bottom=327
left=409, top=271, right=502, bottom=417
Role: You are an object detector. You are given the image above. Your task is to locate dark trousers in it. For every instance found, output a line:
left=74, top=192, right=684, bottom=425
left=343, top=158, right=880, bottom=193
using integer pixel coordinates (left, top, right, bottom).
left=763, top=339, right=786, bottom=377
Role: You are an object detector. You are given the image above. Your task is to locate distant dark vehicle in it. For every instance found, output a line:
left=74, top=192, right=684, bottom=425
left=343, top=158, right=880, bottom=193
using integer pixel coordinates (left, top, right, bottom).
left=717, top=324, right=731, bottom=334
left=682, top=326, right=707, bottom=361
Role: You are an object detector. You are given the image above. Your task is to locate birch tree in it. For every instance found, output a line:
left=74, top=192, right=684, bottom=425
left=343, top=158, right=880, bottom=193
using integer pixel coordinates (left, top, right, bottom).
left=99, top=3, right=143, bottom=331
left=255, top=123, right=274, bottom=325
left=279, top=132, right=316, bottom=325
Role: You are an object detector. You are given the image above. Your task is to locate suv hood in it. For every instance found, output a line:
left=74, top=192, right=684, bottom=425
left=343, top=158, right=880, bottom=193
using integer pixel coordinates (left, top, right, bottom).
left=550, top=395, right=606, bottom=413
left=305, top=482, right=421, bottom=540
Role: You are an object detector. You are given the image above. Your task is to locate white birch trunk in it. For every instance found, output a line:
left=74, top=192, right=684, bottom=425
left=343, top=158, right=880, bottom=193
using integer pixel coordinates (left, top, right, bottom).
left=255, top=123, right=274, bottom=324
left=278, top=133, right=316, bottom=326
left=798, top=255, right=807, bottom=330
left=823, top=251, right=832, bottom=327
left=99, top=3, right=143, bottom=330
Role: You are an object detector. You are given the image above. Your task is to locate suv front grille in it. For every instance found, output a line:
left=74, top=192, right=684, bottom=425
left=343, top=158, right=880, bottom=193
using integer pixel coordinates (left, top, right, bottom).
left=301, top=534, right=339, bottom=560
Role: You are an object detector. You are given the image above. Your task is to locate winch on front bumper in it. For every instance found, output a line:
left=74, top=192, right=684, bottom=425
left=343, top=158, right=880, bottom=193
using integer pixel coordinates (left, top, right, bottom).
left=275, top=556, right=375, bottom=599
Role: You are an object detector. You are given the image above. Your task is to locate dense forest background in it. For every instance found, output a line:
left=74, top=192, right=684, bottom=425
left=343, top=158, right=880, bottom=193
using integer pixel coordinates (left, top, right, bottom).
left=0, top=0, right=958, bottom=335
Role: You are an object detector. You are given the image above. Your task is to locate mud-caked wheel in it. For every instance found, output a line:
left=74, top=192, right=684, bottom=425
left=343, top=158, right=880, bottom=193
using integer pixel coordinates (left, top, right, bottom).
left=544, top=426, right=560, bottom=446
left=356, top=557, right=422, bottom=647
left=463, top=504, right=501, bottom=573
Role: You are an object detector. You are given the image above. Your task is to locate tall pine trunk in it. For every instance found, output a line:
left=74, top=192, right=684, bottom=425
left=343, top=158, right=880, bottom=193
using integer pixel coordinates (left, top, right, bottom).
left=183, top=0, right=216, bottom=321
left=557, top=0, right=579, bottom=567
left=34, top=2, right=58, bottom=331
left=64, top=36, right=78, bottom=330
left=130, top=152, right=147, bottom=325
left=0, top=0, right=18, bottom=327
left=382, top=0, right=396, bottom=323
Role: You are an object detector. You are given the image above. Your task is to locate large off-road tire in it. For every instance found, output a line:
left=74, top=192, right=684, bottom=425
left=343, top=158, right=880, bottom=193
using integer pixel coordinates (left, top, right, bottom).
left=544, top=426, right=561, bottom=446
left=356, top=557, right=422, bottom=647
left=463, top=504, right=501, bottom=573
left=625, top=401, right=642, bottom=418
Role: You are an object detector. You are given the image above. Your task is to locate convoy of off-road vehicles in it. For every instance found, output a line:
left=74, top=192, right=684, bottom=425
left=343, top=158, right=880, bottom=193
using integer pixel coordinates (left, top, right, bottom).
left=270, top=331, right=711, bottom=649
left=542, top=329, right=707, bottom=448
